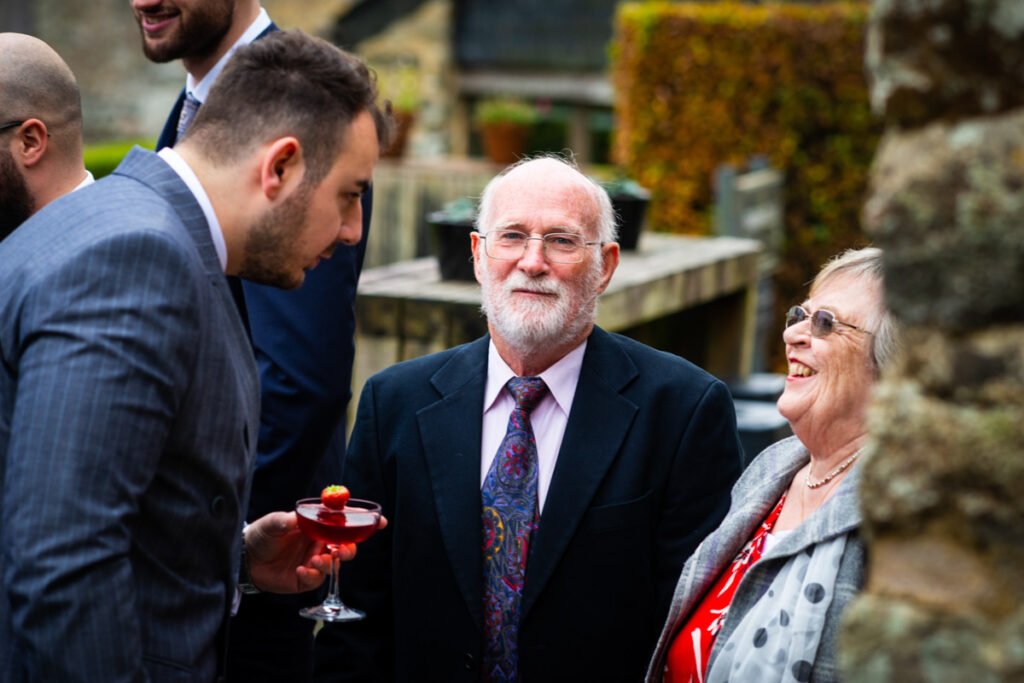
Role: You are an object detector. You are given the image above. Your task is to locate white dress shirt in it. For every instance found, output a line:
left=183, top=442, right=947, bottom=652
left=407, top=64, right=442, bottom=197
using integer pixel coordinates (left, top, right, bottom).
left=73, top=171, right=94, bottom=192
left=157, top=147, right=228, bottom=271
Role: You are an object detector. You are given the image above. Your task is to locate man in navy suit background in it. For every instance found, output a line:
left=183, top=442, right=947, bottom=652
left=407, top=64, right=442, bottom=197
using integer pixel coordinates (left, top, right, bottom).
left=314, top=156, right=743, bottom=682
left=131, top=1, right=378, bottom=679
left=1, top=31, right=389, bottom=682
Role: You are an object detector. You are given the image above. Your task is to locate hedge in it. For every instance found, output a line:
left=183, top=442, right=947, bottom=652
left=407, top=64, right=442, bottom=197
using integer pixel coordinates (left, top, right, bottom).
left=84, top=139, right=155, bottom=179
left=612, top=2, right=879, bottom=367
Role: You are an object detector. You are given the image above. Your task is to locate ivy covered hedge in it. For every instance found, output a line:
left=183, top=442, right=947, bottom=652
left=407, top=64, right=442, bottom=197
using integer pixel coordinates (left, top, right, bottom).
left=612, top=2, right=878, bottom=364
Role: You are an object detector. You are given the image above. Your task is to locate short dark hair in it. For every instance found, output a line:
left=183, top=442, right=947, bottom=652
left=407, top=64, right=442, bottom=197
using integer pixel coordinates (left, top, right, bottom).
left=186, top=29, right=392, bottom=186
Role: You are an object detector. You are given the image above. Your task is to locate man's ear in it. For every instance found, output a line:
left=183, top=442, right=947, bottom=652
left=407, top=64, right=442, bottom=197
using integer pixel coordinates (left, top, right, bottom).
left=16, top=119, right=49, bottom=168
left=258, top=137, right=303, bottom=201
left=471, top=231, right=485, bottom=284
left=595, top=241, right=620, bottom=295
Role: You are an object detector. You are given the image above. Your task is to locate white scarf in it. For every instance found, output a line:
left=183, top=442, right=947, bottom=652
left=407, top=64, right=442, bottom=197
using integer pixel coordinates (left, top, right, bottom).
left=706, top=533, right=847, bottom=682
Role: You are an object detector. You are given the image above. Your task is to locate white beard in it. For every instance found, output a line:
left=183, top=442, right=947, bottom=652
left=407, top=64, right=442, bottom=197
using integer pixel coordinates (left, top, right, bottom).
left=480, top=259, right=602, bottom=356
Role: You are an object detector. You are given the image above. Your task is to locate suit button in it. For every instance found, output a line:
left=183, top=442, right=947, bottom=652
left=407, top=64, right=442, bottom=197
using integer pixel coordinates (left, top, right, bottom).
left=464, top=653, right=474, bottom=670
left=210, top=495, right=226, bottom=516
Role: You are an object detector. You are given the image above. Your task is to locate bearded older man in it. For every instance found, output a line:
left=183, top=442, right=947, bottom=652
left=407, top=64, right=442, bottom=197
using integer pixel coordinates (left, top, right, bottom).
left=313, top=155, right=743, bottom=683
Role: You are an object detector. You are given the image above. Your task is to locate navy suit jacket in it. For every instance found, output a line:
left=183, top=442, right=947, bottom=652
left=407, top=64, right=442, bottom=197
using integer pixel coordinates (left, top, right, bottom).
left=314, top=328, right=743, bottom=682
left=0, top=148, right=260, bottom=682
left=157, top=21, right=373, bottom=519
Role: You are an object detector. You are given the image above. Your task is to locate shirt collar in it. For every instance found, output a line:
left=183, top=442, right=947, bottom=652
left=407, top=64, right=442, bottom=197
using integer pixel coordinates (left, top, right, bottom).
left=74, top=170, right=94, bottom=192
left=484, top=339, right=588, bottom=415
left=157, top=147, right=228, bottom=271
left=186, top=7, right=271, bottom=103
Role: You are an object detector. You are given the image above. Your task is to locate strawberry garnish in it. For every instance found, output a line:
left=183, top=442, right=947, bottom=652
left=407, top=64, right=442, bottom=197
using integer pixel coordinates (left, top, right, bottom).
left=321, top=485, right=350, bottom=510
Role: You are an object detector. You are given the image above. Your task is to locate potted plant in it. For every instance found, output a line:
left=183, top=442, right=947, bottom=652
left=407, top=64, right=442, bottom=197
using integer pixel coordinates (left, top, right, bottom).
left=427, top=197, right=478, bottom=281
left=380, top=63, right=420, bottom=159
left=474, top=96, right=537, bottom=165
left=601, top=175, right=651, bottom=251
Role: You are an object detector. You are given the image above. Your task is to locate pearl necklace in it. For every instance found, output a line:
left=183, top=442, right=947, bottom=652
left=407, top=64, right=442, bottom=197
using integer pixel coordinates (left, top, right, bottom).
left=805, top=450, right=862, bottom=489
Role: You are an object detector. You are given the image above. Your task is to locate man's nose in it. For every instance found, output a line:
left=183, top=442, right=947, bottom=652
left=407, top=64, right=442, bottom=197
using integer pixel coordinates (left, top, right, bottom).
left=517, top=237, right=549, bottom=273
left=338, top=202, right=363, bottom=246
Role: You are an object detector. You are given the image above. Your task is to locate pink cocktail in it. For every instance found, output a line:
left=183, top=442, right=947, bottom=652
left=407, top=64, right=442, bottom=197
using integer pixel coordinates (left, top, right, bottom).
left=295, top=497, right=381, bottom=622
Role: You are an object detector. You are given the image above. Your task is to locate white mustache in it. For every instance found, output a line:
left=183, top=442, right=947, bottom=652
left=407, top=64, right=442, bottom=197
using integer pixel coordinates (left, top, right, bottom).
left=501, top=272, right=561, bottom=297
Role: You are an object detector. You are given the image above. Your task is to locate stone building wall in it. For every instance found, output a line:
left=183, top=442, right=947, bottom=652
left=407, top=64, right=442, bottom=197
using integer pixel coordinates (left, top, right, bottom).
left=30, top=0, right=181, bottom=141
left=12, top=0, right=360, bottom=142
left=841, top=0, right=1024, bottom=679
left=354, top=0, right=454, bottom=158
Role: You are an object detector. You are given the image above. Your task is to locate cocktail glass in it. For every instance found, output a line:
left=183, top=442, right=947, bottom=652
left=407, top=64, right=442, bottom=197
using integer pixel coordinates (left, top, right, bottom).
left=294, top=496, right=382, bottom=622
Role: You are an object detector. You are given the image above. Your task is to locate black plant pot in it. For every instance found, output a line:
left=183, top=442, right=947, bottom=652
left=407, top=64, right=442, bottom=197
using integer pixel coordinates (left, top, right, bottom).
left=427, top=212, right=477, bottom=281
left=610, top=194, right=649, bottom=251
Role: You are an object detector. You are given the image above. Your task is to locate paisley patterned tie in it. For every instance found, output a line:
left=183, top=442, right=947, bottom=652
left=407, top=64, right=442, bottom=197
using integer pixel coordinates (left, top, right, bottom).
left=481, top=376, right=548, bottom=682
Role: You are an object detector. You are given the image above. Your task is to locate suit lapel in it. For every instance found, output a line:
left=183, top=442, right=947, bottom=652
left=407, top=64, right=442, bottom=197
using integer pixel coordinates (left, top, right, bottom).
left=113, top=148, right=221, bottom=276
left=156, top=90, right=185, bottom=150
left=521, top=328, right=639, bottom=617
left=112, top=147, right=258, bottom=420
left=417, top=338, right=490, bottom=628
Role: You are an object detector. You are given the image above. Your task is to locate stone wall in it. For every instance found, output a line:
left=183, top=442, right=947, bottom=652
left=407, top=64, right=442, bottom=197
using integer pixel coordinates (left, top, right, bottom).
left=840, top=0, right=1024, bottom=679
left=30, top=0, right=181, bottom=141
left=17, top=0, right=358, bottom=142
left=354, top=0, right=454, bottom=158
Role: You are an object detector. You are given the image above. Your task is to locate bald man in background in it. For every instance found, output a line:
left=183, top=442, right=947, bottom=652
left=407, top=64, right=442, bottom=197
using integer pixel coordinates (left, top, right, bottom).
left=0, top=33, right=92, bottom=241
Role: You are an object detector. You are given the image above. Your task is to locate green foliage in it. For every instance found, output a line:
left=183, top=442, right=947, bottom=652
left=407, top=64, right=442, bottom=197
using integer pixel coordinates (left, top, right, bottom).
left=613, top=1, right=878, bottom=368
left=433, top=196, right=478, bottom=223
left=473, top=96, right=538, bottom=126
left=84, top=139, right=154, bottom=179
left=375, top=61, right=421, bottom=114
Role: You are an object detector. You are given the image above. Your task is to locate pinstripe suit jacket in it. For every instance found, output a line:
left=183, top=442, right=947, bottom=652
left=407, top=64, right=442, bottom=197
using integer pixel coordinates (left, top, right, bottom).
left=0, top=148, right=260, bottom=682
left=646, top=436, right=865, bottom=683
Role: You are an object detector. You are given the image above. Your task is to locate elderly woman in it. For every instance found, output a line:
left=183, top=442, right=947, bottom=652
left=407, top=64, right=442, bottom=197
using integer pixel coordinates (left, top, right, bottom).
left=647, top=247, right=899, bottom=683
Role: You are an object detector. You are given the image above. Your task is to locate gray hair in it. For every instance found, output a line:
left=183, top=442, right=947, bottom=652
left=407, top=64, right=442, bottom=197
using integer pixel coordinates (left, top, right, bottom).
left=475, top=153, right=618, bottom=244
left=811, top=246, right=900, bottom=371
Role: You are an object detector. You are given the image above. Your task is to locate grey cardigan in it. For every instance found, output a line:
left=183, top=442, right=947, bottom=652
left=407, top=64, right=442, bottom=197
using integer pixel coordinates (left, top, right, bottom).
left=646, top=436, right=865, bottom=683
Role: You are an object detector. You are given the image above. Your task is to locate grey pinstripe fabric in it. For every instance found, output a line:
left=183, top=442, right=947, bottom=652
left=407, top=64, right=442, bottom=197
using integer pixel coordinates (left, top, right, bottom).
left=0, top=148, right=260, bottom=682
left=647, top=436, right=865, bottom=683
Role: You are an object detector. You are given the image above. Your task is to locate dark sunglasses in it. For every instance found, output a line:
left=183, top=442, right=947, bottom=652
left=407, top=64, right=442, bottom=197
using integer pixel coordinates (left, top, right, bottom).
left=785, top=305, right=872, bottom=338
left=0, top=120, right=25, bottom=134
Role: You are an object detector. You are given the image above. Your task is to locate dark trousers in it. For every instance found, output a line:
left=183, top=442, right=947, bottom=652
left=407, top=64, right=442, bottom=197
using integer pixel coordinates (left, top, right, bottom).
left=226, top=591, right=321, bottom=683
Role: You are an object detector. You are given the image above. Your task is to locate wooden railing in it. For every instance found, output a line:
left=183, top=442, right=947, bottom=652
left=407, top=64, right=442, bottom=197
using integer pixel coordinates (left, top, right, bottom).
left=364, top=157, right=500, bottom=268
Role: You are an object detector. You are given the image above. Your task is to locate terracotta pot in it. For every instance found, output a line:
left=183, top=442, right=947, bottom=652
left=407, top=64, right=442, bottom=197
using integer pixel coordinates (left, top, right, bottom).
left=479, top=122, right=529, bottom=165
left=382, top=110, right=415, bottom=159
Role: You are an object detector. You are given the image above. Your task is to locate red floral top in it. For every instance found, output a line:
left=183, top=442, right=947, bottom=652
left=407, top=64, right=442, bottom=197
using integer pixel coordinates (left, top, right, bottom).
left=664, top=493, right=788, bottom=683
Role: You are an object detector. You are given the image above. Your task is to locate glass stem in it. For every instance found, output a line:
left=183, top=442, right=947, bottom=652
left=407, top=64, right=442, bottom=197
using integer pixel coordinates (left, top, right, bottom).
left=324, top=545, right=342, bottom=607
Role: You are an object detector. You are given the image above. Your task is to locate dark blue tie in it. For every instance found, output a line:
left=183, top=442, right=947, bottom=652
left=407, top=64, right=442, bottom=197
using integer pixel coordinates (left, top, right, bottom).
left=481, top=376, right=548, bottom=682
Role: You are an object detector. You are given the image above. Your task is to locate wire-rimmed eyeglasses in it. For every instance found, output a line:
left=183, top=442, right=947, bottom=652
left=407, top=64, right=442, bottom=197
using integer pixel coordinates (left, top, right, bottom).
left=785, top=305, right=872, bottom=338
left=476, top=229, right=602, bottom=264
left=0, top=121, right=25, bottom=134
